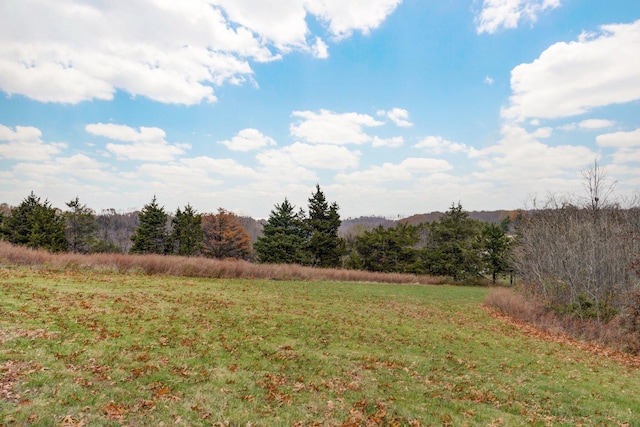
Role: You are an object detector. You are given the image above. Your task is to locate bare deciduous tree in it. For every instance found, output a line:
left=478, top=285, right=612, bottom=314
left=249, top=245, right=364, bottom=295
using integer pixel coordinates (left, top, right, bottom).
left=515, top=162, right=640, bottom=321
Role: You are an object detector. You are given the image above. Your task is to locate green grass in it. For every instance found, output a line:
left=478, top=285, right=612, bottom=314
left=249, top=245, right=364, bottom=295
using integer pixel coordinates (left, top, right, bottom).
left=1, top=265, right=639, bottom=426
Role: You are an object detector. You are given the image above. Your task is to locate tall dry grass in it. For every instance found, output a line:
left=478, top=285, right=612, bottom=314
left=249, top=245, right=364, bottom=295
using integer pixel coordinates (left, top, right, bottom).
left=0, top=241, right=445, bottom=285
left=485, top=287, right=640, bottom=354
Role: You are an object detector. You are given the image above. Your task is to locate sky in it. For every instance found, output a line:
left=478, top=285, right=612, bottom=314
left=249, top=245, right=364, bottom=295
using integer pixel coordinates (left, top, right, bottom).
left=1, top=0, right=640, bottom=219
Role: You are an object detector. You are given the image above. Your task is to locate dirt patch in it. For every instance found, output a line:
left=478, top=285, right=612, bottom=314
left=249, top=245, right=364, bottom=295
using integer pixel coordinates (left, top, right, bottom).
left=483, top=306, right=640, bottom=369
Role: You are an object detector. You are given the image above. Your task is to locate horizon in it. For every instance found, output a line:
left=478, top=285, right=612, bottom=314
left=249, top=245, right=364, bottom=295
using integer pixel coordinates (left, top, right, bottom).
left=1, top=1, right=639, bottom=219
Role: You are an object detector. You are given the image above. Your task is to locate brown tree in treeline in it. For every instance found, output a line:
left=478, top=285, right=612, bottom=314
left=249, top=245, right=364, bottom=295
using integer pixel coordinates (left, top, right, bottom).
left=201, top=208, right=252, bottom=260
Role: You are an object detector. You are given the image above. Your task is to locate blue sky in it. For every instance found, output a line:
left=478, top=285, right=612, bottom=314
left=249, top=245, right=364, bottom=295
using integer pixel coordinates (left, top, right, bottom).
left=1, top=0, right=639, bottom=219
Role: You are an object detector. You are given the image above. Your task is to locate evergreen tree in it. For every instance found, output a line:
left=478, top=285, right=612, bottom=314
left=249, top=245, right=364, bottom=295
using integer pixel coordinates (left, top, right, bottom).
left=170, top=204, right=203, bottom=256
left=352, top=223, right=421, bottom=273
left=254, top=198, right=309, bottom=264
left=64, top=197, right=98, bottom=253
left=129, top=196, right=169, bottom=254
left=480, top=220, right=514, bottom=284
left=202, top=208, right=252, bottom=260
left=1, top=192, right=67, bottom=252
left=305, top=184, right=345, bottom=268
left=425, top=202, right=483, bottom=281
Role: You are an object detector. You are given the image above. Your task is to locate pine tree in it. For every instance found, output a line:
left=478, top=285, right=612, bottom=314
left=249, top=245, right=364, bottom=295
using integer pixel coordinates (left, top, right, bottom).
left=129, top=196, right=169, bottom=254
left=425, top=202, right=483, bottom=281
left=64, top=197, right=98, bottom=253
left=202, top=208, right=252, bottom=260
left=254, top=198, right=309, bottom=264
left=1, top=192, right=67, bottom=252
left=352, top=223, right=421, bottom=273
left=170, top=204, right=203, bottom=256
left=480, top=220, right=513, bottom=284
left=305, top=184, right=345, bottom=268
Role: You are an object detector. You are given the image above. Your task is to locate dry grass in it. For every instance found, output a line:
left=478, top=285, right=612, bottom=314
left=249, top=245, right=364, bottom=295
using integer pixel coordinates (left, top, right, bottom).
left=485, top=287, right=640, bottom=354
left=0, top=241, right=444, bottom=285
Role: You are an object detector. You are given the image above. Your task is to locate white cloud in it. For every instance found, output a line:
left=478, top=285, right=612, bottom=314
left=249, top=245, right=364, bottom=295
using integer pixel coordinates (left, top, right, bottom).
left=532, top=127, right=552, bottom=138
left=211, top=0, right=309, bottom=49
left=181, top=157, right=259, bottom=179
left=372, top=136, right=404, bottom=148
left=312, top=37, right=329, bottom=59
left=484, top=76, right=495, bottom=85
left=610, top=149, right=640, bottom=164
left=596, top=128, right=640, bottom=148
left=305, top=0, right=403, bottom=39
left=0, top=124, right=66, bottom=160
left=476, top=0, right=560, bottom=34
left=258, top=142, right=360, bottom=170
left=336, top=157, right=452, bottom=184
left=85, top=123, right=190, bottom=162
left=219, top=128, right=277, bottom=152
left=0, top=0, right=400, bottom=104
left=559, top=119, right=616, bottom=131
left=414, top=136, right=468, bottom=154
left=503, top=20, right=640, bottom=121
left=578, top=119, right=615, bottom=130
left=378, top=108, right=413, bottom=127
left=470, top=125, right=595, bottom=186
left=12, top=154, right=113, bottom=183
left=290, top=109, right=384, bottom=145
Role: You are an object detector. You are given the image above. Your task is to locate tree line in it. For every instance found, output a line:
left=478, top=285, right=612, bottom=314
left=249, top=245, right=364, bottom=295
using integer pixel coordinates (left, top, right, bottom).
left=0, top=185, right=515, bottom=283
left=0, top=186, right=341, bottom=263
left=3, top=162, right=639, bottom=330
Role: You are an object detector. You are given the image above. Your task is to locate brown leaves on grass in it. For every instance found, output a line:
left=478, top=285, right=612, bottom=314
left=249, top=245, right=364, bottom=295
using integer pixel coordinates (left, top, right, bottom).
left=0, top=328, right=58, bottom=344
left=101, top=401, right=128, bottom=422
left=1, top=360, right=44, bottom=404
left=60, top=414, right=87, bottom=426
left=340, top=398, right=416, bottom=427
left=483, top=306, right=640, bottom=369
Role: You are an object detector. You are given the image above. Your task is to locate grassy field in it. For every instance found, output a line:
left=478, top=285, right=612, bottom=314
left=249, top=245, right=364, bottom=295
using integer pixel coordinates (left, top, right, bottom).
left=1, top=265, right=639, bottom=426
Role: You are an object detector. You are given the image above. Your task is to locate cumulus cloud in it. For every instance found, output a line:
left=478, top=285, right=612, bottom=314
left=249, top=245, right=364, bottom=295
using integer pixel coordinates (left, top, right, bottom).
left=476, top=0, right=560, bottom=34
left=290, top=109, right=384, bottom=145
left=596, top=128, right=640, bottom=148
left=219, top=128, right=277, bottom=152
left=336, top=157, right=452, bottom=184
left=258, top=142, right=360, bottom=170
left=85, top=123, right=190, bottom=162
left=311, top=37, right=329, bottom=59
left=0, top=0, right=401, bottom=104
left=503, top=20, right=640, bottom=121
left=596, top=128, right=640, bottom=165
left=414, top=136, right=468, bottom=154
left=372, top=136, right=404, bottom=148
left=378, top=108, right=413, bottom=127
left=0, top=124, right=66, bottom=161
left=306, top=0, right=403, bottom=39
left=470, top=125, right=595, bottom=186
left=12, top=154, right=113, bottom=182
left=181, top=157, right=259, bottom=179
left=578, top=119, right=616, bottom=130
left=135, top=157, right=258, bottom=189
left=559, top=119, right=616, bottom=131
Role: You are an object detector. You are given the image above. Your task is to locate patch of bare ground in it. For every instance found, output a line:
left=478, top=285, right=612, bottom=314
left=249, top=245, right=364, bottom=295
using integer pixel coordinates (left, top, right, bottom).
left=484, top=288, right=640, bottom=369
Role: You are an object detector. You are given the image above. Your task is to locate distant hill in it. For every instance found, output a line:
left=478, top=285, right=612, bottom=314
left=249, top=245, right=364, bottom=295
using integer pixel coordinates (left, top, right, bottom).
left=400, top=210, right=518, bottom=226
left=339, top=216, right=397, bottom=238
